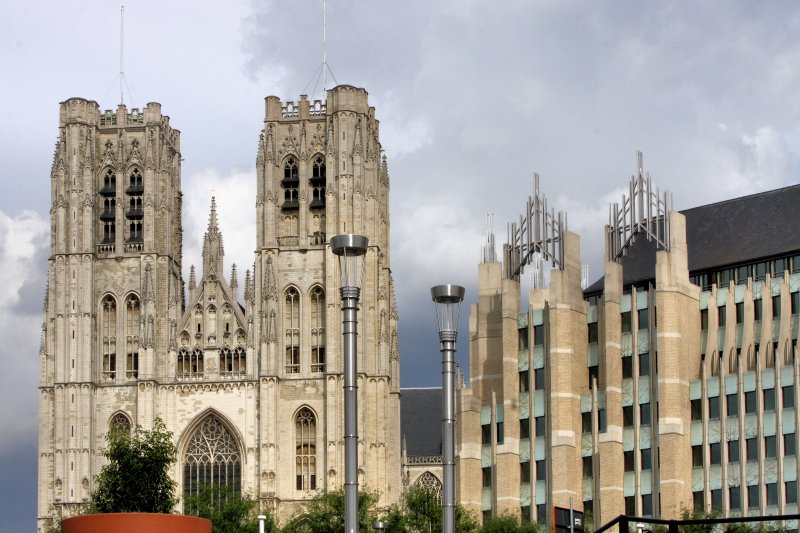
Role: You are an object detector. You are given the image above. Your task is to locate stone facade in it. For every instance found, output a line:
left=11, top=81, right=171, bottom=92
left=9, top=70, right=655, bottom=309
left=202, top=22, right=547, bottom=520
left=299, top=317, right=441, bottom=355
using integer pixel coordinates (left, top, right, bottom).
left=38, top=86, right=402, bottom=530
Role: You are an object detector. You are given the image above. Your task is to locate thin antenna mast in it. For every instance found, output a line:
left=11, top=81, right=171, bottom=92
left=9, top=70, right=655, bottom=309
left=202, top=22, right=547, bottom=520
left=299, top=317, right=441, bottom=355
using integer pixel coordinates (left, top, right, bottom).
left=323, top=0, right=327, bottom=91
left=119, top=6, right=125, bottom=106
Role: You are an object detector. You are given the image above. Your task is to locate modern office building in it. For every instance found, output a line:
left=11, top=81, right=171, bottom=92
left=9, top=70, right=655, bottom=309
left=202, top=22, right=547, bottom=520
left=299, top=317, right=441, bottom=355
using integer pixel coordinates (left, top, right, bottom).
left=38, top=86, right=402, bottom=530
left=457, top=157, right=800, bottom=528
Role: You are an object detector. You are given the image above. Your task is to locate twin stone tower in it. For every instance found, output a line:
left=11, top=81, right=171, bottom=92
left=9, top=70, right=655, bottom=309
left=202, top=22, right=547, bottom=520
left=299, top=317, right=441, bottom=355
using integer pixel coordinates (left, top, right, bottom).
left=39, top=85, right=402, bottom=529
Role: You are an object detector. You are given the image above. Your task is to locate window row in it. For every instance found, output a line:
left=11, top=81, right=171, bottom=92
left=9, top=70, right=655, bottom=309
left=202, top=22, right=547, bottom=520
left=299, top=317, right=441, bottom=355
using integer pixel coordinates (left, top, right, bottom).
left=691, top=385, right=795, bottom=421
left=98, top=167, right=145, bottom=245
left=101, top=294, right=140, bottom=380
left=692, top=433, right=796, bottom=467
left=177, top=347, right=246, bottom=379
left=281, top=155, right=326, bottom=211
left=691, top=255, right=800, bottom=290
left=693, top=481, right=797, bottom=512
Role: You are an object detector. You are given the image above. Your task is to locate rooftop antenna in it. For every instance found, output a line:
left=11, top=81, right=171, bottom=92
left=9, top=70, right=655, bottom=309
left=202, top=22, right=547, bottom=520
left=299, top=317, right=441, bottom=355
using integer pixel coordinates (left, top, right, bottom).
left=301, top=1, right=337, bottom=99
left=119, top=6, right=125, bottom=106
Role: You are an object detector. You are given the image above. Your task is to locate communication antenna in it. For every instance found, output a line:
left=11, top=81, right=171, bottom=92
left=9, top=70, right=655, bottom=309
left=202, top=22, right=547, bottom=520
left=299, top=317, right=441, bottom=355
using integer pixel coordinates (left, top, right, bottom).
left=301, top=0, right=337, bottom=99
left=119, top=6, right=125, bottom=105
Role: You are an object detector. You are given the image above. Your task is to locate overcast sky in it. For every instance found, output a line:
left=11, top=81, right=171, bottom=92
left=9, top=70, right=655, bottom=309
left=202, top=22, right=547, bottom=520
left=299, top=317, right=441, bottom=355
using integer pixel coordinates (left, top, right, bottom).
left=2, top=1, right=800, bottom=530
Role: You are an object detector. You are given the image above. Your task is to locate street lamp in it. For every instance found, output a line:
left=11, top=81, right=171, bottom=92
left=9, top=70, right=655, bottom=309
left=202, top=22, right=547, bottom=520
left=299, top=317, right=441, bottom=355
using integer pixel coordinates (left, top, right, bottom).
left=373, top=520, right=387, bottom=532
left=332, top=234, right=369, bottom=533
left=431, top=284, right=465, bottom=533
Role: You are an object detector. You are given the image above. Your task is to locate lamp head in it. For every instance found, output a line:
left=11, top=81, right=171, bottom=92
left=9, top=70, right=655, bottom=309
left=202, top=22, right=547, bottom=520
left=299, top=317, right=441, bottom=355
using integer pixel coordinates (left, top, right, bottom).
left=431, top=284, right=465, bottom=333
left=331, top=234, right=369, bottom=290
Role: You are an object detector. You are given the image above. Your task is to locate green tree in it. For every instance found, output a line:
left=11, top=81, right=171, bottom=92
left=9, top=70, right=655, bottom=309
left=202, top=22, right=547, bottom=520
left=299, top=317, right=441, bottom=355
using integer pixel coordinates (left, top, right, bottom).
left=282, top=489, right=379, bottom=533
left=381, top=486, right=479, bottom=533
left=90, top=417, right=178, bottom=513
left=184, top=484, right=276, bottom=533
left=482, top=513, right=540, bottom=533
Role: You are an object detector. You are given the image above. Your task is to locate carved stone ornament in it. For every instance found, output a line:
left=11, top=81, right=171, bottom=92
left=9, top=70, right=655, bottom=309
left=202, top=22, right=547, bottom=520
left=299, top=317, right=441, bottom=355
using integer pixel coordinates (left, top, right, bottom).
left=353, top=118, right=363, bottom=157
left=101, top=140, right=116, bottom=169
left=256, top=132, right=265, bottom=167
left=127, top=138, right=142, bottom=166
left=280, top=125, right=297, bottom=157
left=326, top=118, right=335, bottom=157
left=266, top=124, right=276, bottom=164
left=299, top=122, right=307, bottom=159
left=312, top=123, right=325, bottom=152
left=267, top=310, right=277, bottom=343
left=145, top=193, right=155, bottom=208
left=145, top=130, right=156, bottom=170
left=264, top=257, right=277, bottom=301
left=83, top=129, right=93, bottom=170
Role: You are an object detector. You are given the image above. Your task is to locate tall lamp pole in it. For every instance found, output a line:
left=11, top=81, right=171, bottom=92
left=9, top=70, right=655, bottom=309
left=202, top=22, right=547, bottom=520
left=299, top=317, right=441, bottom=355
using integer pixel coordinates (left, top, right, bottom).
left=431, top=284, right=465, bottom=533
left=332, top=234, right=369, bottom=533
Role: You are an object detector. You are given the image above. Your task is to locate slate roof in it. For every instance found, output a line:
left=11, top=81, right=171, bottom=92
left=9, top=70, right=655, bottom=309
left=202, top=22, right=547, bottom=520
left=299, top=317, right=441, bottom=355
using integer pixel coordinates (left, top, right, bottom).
left=400, top=388, right=442, bottom=457
left=585, top=184, right=800, bottom=294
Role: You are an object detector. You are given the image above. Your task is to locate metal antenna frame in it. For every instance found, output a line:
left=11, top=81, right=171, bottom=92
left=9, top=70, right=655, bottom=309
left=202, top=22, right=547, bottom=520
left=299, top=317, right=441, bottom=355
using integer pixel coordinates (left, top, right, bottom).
left=503, top=173, right=567, bottom=281
left=607, top=151, right=672, bottom=262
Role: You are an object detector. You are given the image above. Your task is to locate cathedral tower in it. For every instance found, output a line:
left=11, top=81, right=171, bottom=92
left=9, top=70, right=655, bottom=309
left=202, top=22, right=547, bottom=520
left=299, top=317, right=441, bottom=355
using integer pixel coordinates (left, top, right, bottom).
left=253, top=85, right=401, bottom=519
left=39, top=99, right=183, bottom=525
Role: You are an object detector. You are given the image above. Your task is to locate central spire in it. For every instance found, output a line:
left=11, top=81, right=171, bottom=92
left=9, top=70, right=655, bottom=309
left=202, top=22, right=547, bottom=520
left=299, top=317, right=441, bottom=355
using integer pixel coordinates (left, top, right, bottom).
left=202, top=196, right=224, bottom=276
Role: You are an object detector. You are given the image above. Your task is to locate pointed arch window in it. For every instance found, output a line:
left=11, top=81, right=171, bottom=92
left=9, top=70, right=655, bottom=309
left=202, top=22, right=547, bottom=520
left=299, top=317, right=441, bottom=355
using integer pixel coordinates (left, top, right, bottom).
left=101, top=295, right=117, bottom=381
left=184, top=416, right=241, bottom=504
left=310, top=155, right=326, bottom=209
left=282, top=157, right=299, bottom=210
left=414, top=471, right=443, bottom=502
left=125, top=295, right=140, bottom=379
left=219, top=346, right=245, bottom=377
left=178, top=347, right=204, bottom=379
left=295, top=407, right=317, bottom=491
left=285, top=287, right=300, bottom=373
left=310, top=286, right=326, bottom=373
left=125, top=168, right=144, bottom=243
left=99, top=169, right=116, bottom=245
left=110, top=412, right=132, bottom=435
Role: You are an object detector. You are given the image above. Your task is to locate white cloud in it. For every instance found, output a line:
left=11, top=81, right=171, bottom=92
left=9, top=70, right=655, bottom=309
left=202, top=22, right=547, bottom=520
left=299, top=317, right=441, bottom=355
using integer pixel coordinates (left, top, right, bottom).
left=0, top=210, right=49, bottom=452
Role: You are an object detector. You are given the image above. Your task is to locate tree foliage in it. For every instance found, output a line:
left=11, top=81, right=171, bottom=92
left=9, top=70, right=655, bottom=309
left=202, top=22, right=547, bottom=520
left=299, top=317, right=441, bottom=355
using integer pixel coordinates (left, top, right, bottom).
left=382, top=485, right=479, bottom=533
left=184, top=484, right=276, bottom=533
left=482, top=513, right=540, bottom=533
left=90, top=417, right=178, bottom=513
left=281, top=489, right=379, bottom=533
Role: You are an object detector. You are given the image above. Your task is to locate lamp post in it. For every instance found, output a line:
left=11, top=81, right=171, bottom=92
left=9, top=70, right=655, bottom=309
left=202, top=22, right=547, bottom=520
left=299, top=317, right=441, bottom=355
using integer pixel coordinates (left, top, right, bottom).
left=332, top=234, right=369, bottom=533
left=431, top=284, right=465, bottom=533
left=373, top=520, right=387, bottom=532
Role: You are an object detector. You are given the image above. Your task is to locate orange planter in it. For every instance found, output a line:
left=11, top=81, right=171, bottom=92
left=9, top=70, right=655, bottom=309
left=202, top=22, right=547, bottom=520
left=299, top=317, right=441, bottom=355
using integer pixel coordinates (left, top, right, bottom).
left=62, top=513, right=212, bottom=533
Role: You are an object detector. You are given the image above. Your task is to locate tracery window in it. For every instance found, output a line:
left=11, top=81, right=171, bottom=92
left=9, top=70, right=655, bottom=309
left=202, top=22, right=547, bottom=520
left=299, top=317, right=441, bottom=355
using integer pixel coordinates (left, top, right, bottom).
left=125, top=168, right=144, bottom=243
left=125, top=295, right=140, bottom=379
left=295, top=407, right=317, bottom=491
left=414, top=471, right=443, bottom=502
left=183, top=416, right=241, bottom=504
left=178, top=348, right=204, bottom=379
left=282, top=157, right=299, bottom=210
left=310, top=155, right=326, bottom=208
left=310, top=286, right=325, bottom=373
left=285, top=287, right=300, bottom=373
left=99, top=169, right=116, bottom=244
left=219, top=346, right=245, bottom=376
left=110, top=412, right=132, bottom=435
left=101, top=295, right=117, bottom=381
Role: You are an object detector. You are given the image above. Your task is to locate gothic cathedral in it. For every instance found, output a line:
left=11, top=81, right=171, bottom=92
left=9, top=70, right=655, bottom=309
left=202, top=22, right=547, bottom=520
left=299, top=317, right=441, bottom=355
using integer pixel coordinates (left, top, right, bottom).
left=38, top=85, right=402, bottom=529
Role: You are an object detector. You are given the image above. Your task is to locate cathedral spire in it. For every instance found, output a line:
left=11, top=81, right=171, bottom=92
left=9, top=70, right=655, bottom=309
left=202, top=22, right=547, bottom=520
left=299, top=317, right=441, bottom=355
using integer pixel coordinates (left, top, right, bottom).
left=202, top=196, right=225, bottom=276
